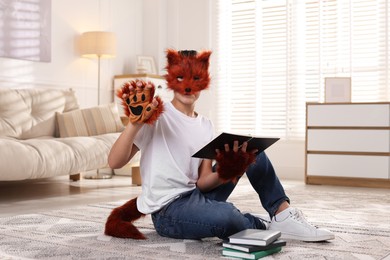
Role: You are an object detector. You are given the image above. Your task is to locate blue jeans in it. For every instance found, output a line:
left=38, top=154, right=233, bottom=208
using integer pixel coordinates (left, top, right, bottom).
left=151, top=152, right=289, bottom=239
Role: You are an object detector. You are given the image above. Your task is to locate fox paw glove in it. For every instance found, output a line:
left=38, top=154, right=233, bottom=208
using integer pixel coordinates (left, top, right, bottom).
left=216, top=151, right=256, bottom=183
left=117, top=80, right=163, bottom=124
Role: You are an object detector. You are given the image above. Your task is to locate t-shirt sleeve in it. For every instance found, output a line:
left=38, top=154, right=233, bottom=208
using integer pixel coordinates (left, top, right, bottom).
left=134, top=124, right=154, bottom=150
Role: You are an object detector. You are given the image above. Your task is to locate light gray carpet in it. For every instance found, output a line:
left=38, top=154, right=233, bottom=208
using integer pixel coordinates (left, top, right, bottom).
left=0, top=182, right=389, bottom=259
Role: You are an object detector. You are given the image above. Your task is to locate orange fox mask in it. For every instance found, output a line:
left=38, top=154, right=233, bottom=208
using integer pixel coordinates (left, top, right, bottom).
left=165, top=49, right=211, bottom=95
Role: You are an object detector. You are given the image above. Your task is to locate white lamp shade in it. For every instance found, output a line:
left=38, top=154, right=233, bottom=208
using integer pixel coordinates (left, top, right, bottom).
left=80, top=31, right=116, bottom=58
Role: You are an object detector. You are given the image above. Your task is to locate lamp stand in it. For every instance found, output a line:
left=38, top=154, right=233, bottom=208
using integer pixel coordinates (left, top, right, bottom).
left=84, top=56, right=113, bottom=180
left=84, top=168, right=113, bottom=179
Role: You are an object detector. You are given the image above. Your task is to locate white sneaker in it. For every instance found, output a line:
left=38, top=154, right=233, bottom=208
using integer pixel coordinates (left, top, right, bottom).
left=268, top=207, right=335, bottom=242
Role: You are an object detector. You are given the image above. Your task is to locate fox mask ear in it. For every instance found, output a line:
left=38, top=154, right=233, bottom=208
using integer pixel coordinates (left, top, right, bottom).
left=195, top=50, right=212, bottom=70
left=165, top=49, right=212, bottom=95
left=166, top=49, right=181, bottom=66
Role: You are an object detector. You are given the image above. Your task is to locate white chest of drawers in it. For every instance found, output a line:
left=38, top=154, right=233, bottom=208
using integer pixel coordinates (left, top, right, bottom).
left=305, top=102, right=390, bottom=188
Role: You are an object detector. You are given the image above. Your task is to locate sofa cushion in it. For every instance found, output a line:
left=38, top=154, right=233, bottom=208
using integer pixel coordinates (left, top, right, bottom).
left=57, top=103, right=124, bottom=137
left=0, top=133, right=120, bottom=181
left=0, top=88, right=79, bottom=139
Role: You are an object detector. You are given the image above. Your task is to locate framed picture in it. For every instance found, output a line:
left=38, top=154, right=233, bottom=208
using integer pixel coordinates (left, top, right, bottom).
left=137, top=56, right=157, bottom=74
left=324, top=77, right=351, bottom=103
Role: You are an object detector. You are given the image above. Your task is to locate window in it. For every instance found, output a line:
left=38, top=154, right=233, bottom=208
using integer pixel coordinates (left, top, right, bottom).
left=211, top=0, right=390, bottom=140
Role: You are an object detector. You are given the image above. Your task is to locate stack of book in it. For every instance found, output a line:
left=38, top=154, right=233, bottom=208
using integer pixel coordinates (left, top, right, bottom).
left=222, top=229, right=286, bottom=259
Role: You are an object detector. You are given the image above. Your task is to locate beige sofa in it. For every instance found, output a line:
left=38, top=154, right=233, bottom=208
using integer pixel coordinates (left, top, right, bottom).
left=0, top=88, right=123, bottom=181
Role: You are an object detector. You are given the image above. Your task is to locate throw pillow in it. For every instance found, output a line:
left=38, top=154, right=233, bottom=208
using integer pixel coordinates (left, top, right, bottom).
left=57, top=109, right=89, bottom=137
left=57, top=103, right=124, bottom=137
left=83, top=103, right=124, bottom=136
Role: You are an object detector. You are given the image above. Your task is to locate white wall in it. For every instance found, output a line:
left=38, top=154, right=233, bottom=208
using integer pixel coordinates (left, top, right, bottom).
left=266, top=140, right=305, bottom=181
left=202, top=0, right=304, bottom=180
left=143, top=0, right=305, bottom=180
left=0, top=0, right=305, bottom=180
left=140, top=0, right=214, bottom=121
left=0, top=0, right=141, bottom=108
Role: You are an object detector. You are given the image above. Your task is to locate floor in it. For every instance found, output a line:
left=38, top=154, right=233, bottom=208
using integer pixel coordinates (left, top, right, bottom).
left=0, top=174, right=389, bottom=218
left=0, top=174, right=141, bottom=218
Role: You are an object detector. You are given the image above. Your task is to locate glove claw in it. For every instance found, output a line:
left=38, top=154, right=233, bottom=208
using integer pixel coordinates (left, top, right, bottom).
left=117, top=79, right=164, bottom=125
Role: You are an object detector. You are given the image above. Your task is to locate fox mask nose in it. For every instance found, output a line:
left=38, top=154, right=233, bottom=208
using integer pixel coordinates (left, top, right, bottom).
left=185, top=88, right=191, bottom=93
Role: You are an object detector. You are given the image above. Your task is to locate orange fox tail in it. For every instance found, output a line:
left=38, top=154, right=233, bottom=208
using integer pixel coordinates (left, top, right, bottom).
left=104, top=197, right=146, bottom=239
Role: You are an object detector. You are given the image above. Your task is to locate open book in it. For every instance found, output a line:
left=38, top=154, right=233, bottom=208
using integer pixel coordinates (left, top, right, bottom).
left=192, top=132, right=279, bottom=159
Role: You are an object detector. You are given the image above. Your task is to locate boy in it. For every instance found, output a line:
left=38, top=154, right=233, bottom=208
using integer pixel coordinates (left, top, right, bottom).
left=106, top=49, right=334, bottom=242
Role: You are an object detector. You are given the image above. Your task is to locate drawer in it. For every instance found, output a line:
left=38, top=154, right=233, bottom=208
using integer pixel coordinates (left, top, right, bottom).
left=307, top=104, right=390, bottom=127
left=307, top=129, right=390, bottom=153
left=307, top=154, right=389, bottom=179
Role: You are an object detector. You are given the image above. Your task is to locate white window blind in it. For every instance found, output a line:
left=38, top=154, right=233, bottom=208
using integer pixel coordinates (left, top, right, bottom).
left=211, top=0, right=390, bottom=140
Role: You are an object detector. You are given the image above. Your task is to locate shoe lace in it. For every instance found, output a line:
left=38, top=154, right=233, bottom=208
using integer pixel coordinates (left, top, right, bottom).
left=290, top=208, right=318, bottom=228
left=257, top=216, right=271, bottom=224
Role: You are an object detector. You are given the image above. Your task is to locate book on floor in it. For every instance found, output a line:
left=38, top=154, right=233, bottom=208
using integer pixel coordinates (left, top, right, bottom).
left=222, top=239, right=286, bottom=253
left=192, top=132, right=280, bottom=159
left=222, top=246, right=282, bottom=260
left=228, top=229, right=281, bottom=246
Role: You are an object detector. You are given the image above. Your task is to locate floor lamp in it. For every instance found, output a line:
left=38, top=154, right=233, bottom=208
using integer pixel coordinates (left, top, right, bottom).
left=80, top=31, right=116, bottom=179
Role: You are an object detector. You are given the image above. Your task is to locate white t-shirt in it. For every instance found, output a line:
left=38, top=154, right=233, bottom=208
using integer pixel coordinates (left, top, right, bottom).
left=134, top=102, right=214, bottom=214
